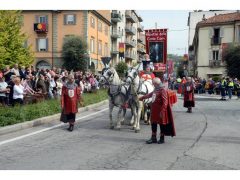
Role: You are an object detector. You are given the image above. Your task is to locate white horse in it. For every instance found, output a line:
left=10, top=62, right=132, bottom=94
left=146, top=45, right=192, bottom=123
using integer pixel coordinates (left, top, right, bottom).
left=125, top=66, right=155, bottom=130
left=99, top=67, right=139, bottom=131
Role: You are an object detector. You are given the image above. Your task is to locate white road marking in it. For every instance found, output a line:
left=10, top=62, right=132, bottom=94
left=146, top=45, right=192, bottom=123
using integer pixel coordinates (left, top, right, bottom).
left=0, top=108, right=109, bottom=147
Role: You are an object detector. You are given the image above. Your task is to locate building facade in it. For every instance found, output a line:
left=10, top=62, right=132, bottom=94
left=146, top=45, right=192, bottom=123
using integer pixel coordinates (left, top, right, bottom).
left=192, top=12, right=240, bottom=79
left=21, top=10, right=111, bottom=72
left=187, top=10, right=236, bottom=75
left=110, top=10, right=126, bottom=66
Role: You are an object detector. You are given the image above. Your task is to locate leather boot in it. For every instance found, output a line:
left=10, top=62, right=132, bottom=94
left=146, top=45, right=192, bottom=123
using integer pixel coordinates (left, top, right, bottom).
left=146, top=135, right=157, bottom=144
left=158, top=135, right=165, bottom=144
left=68, top=124, right=74, bottom=132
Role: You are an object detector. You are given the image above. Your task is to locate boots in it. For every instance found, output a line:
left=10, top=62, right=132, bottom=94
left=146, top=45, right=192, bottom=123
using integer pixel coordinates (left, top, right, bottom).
left=158, top=135, right=165, bottom=144
left=67, top=124, right=74, bottom=132
left=146, top=135, right=157, bottom=144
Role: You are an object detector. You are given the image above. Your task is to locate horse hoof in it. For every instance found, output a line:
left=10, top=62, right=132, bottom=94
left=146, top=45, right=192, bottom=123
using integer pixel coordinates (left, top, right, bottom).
left=135, top=129, right=140, bottom=133
left=110, top=126, right=114, bottom=129
left=116, top=127, right=121, bottom=130
left=131, top=127, right=135, bottom=130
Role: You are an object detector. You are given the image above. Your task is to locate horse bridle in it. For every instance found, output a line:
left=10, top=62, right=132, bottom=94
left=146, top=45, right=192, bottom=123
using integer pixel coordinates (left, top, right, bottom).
left=100, top=68, right=115, bottom=85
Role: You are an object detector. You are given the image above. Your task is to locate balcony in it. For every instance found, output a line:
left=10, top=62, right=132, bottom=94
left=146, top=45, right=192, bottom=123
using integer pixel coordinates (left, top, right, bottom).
left=211, top=37, right=221, bottom=45
left=111, top=12, right=122, bottom=23
left=137, top=47, right=145, bottom=54
left=111, top=29, right=121, bottom=39
left=209, top=60, right=222, bottom=67
left=125, top=26, right=136, bottom=35
left=125, top=52, right=136, bottom=60
left=34, top=23, right=48, bottom=33
left=111, top=47, right=119, bottom=55
left=125, top=10, right=137, bottom=23
left=137, top=24, right=144, bottom=32
left=125, top=39, right=136, bottom=47
left=138, top=15, right=143, bottom=22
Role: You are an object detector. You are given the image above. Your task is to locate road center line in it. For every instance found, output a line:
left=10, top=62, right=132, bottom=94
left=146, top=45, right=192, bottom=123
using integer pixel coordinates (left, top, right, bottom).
left=0, top=108, right=109, bottom=147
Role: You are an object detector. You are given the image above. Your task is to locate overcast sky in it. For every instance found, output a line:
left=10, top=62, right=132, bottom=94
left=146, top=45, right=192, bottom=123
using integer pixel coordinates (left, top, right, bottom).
left=138, top=10, right=189, bottom=55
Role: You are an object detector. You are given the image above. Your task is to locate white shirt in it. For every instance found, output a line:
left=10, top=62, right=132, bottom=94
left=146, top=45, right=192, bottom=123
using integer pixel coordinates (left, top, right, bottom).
left=13, top=84, right=24, bottom=99
left=0, top=81, right=8, bottom=97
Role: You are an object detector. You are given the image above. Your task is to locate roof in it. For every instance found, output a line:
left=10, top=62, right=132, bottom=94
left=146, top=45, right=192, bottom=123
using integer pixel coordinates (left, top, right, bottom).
left=197, top=12, right=240, bottom=27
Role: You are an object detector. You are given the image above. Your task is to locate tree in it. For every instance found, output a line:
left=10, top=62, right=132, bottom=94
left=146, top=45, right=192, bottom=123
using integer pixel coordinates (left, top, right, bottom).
left=62, top=35, right=88, bottom=71
left=0, top=10, right=34, bottom=69
left=115, top=61, right=128, bottom=78
left=224, top=45, right=240, bottom=79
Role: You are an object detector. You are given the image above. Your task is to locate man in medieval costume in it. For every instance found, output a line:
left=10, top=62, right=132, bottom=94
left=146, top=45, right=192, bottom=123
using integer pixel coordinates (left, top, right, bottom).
left=61, top=74, right=81, bottom=131
left=139, top=60, right=155, bottom=82
left=139, top=77, right=176, bottom=144
left=183, top=77, right=195, bottom=113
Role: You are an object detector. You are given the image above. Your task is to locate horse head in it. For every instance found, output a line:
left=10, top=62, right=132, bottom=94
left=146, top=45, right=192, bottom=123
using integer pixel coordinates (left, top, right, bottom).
left=125, top=67, right=139, bottom=85
left=99, top=67, right=118, bottom=85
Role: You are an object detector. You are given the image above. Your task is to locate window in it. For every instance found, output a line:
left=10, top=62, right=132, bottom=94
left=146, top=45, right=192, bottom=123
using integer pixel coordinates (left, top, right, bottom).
left=90, top=38, right=95, bottom=53
left=39, top=16, right=47, bottom=23
left=238, top=26, right=240, bottom=43
left=64, top=14, right=76, bottom=25
left=98, top=21, right=102, bottom=32
left=212, top=50, right=219, bottom=60
left=37, top=38, right=48, bottom=52
left=105, top=25, right=108, bottom=36
left=104, top=43, right=108, bottom=56
left=91, top=17, right=95, bottom=28
left=98, top=41, right=102, bottom=55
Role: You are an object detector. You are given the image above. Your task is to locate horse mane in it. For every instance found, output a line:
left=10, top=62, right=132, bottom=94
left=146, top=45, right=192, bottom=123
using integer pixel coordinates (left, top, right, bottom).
left=110, top=67, right=121, bottom=85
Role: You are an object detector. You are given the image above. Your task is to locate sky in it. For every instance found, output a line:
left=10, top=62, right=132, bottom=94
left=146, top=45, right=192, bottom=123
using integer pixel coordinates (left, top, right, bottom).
left=138, top=10, right=189, bottom=55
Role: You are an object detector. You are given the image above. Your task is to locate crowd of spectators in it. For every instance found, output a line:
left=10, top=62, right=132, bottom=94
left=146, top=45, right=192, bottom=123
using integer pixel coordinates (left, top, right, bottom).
left=0, top=64, right=101, bottom=107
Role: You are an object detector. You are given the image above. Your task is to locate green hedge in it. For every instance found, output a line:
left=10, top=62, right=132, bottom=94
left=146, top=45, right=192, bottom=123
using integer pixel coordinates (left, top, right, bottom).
left=0, top=89, right=108, bottom=127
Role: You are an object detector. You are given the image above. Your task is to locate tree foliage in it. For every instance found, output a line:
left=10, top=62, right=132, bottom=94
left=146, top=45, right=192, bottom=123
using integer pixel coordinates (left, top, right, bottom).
left=223, top=45, right=240, bottom=79
left=115, top=61, right=128, bottom=77
left=0, top=10, right=34, bottom=69
left=62, top=35, right=88, bottom=71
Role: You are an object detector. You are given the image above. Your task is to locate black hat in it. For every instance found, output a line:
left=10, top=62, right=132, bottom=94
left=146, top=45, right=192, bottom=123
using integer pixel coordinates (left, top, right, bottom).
left=142, top=61, right=151, bottom=70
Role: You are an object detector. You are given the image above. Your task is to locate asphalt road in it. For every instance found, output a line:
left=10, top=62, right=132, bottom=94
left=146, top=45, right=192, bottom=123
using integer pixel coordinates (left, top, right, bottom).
left=0, top=94, right=240, bottom=170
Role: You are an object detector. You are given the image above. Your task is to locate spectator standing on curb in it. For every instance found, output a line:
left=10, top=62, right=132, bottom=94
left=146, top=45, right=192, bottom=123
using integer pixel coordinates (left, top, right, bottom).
left=220, top=77, right=227, bottom=100
left=13, top=77, right=24, bottom=106
left=227, top=78, right=234, bottom=100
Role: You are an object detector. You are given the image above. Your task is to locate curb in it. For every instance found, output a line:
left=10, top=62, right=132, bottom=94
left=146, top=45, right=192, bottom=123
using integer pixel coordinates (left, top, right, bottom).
left=0, top=99, right=109, bottom=136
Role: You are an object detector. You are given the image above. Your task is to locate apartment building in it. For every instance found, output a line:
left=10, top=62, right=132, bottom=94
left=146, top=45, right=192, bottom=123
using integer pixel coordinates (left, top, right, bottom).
left=21, top=10, right=111, bottom=72
left=187, top=10, right=236, bottom=74
left=192, top=12, right=240, bottom=79
left=110, top=10, right=126, bottom=66
left=136, top=13, right=145, bottom=62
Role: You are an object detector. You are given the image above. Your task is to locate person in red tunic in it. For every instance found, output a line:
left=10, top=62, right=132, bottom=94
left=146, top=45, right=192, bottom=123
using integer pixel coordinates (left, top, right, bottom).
left=139, top=77, right=176, bottom=144
left=61, top=74, right=81, bottom=131
left=183, top=77, right=195, bottom=113
left=177, top=77, right=186, bottom=95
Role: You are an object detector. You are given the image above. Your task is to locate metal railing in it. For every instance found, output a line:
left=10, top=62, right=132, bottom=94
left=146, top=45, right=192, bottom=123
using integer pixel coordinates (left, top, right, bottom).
left=211, top=37, right=221, bottom=45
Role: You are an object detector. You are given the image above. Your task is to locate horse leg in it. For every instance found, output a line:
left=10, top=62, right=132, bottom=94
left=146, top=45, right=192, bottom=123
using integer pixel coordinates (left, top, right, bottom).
left=135, top=101, right=143, bottom=133
left=130, top=107, right=135, bottom=126
left=116, top=107, right=122, bottom=130
left=121, top=108, right=126, bottom=125
left=109, top=102, right=114, bottom=129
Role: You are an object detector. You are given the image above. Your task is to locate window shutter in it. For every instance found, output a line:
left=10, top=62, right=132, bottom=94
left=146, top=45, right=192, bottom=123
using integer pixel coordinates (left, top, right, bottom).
left=74, top=14, right=76, bottom=25
left=46, top=38, right=49, bottom=51
left=209, top=28, right=213, bottom=38
left=209, top=49, right=212, bottom=60
left=35, top=15, right=39, bottom=23
left=45, top=15, right=48, bottom=24
left=220, top=27, right=224, bottom=37
left=64, top=15, right=67, bottom=25
left=36, top=39, right=39, bottom=51
left=219, top=49, right=222, bottom=61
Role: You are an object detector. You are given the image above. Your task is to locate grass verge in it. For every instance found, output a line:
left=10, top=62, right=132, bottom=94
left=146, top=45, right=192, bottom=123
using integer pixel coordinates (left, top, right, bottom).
left=0, top=89, right=108, bottom=127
